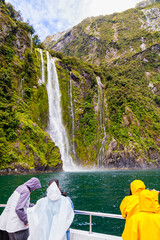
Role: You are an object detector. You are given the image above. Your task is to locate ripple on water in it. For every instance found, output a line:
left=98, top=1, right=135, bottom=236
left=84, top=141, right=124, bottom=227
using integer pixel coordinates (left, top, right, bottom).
left=0, top=169, right=160, bottom=236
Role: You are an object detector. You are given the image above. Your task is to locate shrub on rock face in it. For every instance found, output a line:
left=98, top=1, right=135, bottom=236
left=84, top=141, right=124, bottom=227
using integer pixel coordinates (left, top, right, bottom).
left=0, top=3, right=62, bottom=172
left=1, top=1, right=160, bottom=171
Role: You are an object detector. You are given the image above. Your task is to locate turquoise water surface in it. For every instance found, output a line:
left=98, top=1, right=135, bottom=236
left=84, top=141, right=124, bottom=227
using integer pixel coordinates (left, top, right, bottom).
left=0, top=169, right=160, bottom=236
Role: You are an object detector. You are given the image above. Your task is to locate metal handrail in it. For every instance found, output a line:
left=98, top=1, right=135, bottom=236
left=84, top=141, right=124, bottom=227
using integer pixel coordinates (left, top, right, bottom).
left=0, top=204, right=6, bottom=207
left=74, top=210, right=124, bottom=234
left=0, top=205, right=124, bottom=234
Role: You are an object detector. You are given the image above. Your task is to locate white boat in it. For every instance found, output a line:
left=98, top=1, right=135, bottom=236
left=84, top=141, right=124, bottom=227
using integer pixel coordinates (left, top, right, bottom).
left=0, top=205, right=123, bottom=239
left=71, top=210, right=123, bottom=240
left=71, top=229, right=122, bottom=240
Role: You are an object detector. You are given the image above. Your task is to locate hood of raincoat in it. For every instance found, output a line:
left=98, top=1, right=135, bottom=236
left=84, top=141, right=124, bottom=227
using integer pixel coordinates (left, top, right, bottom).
left=25, top=177, right=41, bottom=191
left=130, top=180, right=145, bottom=195
left=47, top=182, right=61, bottom=201
left=139, top=189, right=156, bottom=213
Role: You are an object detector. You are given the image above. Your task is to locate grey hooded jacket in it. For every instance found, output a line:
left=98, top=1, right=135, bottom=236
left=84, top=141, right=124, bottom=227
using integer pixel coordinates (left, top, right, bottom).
left=0, top=177, right=41, bottom=233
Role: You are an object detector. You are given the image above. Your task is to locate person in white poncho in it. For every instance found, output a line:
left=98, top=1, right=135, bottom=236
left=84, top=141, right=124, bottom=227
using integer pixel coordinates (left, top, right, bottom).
left=27, top=180, right=74, bottom=240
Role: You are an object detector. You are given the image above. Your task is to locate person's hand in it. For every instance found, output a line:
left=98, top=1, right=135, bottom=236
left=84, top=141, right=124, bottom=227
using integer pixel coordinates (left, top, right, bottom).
left=26, top=223, right=29, bottom=227
left=151, top=189, right=160, bottom=194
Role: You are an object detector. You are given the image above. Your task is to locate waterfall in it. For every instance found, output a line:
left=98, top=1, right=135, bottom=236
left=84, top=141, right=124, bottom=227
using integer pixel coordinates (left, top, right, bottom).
left=19, top=78, right=24, bottom=98
left=96, top=76, right=106, bottom=167
left=39, top=49, right=45, bottom=84
left=69, top=75, right=76, bottom=159
left=46, top=52, right=75, bottom=171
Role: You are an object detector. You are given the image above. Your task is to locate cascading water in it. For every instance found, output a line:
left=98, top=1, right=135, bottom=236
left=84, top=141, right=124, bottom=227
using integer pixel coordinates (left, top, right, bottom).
left=46, top=52, right=75, bottom=171
left=96, top=76, right=106, bottom=167
left=37, top=49, right=97, bottom=171
left=69, top=75, right=76, bottom=159
left=19, top=78, right=24, bottom=98
left=39, top=49, right=45, bottom=84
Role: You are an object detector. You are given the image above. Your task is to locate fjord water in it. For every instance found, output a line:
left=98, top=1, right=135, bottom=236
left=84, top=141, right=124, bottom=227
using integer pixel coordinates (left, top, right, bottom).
left=0, top=170, right=160, bottom=237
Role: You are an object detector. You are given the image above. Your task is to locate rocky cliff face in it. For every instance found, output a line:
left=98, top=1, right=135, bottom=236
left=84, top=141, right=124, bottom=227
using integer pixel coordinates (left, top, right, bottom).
left=0, top=2, right=62, bottom=174
left=1, top=1, right=160, bottom=172
left=52, top=44, right=160, bottom=168
left=43, top=2, right=160, bottom=66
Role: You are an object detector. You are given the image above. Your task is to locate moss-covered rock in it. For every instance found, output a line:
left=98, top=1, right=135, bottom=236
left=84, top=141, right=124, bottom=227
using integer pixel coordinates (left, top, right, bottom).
left=0, top=2, right=61, bottom=173
left=50, top=40, right=160, bottom=168
left=1, top=1, right=160, bottom=171
left=55, top=58, right=99, bottom=166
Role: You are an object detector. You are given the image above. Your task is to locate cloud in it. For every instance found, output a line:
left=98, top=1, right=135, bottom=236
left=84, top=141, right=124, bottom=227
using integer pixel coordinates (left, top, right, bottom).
left=6, top=0, right=142, bottom=41
left=80, top=0, right=142, bottom=18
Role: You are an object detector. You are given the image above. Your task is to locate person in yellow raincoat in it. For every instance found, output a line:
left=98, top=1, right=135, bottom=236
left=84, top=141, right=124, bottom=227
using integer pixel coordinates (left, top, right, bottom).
left=122, top=189, right=160, bottom=240
left=120, top=180, right=146, bottom=220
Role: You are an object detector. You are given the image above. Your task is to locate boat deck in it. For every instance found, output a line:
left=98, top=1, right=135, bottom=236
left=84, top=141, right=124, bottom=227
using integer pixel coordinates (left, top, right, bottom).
left=0, top=205, right=123, bottom=239
left=71, top=229, right=122, bottom=240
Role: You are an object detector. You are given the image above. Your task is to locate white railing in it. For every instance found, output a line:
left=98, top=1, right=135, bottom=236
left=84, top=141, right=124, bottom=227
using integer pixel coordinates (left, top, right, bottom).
left=0, top=205, right=124, bottom=234
left=0, top=204, right=6, bottom=207
left=74, top=210, right=124, bottom=234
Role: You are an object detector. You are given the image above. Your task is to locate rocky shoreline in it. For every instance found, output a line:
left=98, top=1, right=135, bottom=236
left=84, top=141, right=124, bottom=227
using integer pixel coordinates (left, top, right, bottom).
left=1, top=163, right=160, bottom=176
left=0, top=163, right=63, bottom=175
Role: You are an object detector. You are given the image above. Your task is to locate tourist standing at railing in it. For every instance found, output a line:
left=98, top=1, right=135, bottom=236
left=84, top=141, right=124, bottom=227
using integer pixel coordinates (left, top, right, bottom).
left=120, top=180, right=145, bottom=238
left=122, top=189, right=160, bottom=240
left=120, top=179, right=146, bottom=221
left=0, top=177, right=41, bottom=240
left=47, top=179, right=74, bottom=240
left=27, top=179, right=74, bottom=240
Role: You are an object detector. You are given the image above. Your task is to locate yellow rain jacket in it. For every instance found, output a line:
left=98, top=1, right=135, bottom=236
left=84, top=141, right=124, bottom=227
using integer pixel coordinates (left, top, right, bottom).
left=151, top=190, right=160, bottom=214
left=120, top=180, right=145, bottom=220
left=122, top=189, right=160, bottom=240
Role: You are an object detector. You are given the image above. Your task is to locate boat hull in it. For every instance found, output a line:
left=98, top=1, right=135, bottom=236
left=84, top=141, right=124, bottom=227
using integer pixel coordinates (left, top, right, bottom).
left=71, top=229, right=122, bottom=240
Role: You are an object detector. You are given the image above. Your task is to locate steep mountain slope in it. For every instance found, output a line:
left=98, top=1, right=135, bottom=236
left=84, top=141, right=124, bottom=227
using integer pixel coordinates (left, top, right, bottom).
left=42, top=1, right=160, bottom=168
left=52, top=45, right=160, bottom=168
left=44, top=1, right=160, bottom=66
left=1, top=1, right=160, bottom=172
left=0, top=2, right=61, bottom=173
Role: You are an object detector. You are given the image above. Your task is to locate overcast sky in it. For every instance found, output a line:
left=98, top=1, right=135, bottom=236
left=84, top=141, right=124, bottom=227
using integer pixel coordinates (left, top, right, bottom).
left=6, top=0, right=142, bottom=41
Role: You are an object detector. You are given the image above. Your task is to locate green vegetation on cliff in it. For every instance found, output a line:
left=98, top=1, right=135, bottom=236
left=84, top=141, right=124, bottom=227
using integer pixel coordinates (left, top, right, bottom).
left=49, top=47, right=160, bottom=168
left=54, top=56, right=98, bottom=165
left=44, top=1, right=160, bottom=67
left=0, top=2, right=61, bottom=172
left=1, top=1, right=160, bottom=171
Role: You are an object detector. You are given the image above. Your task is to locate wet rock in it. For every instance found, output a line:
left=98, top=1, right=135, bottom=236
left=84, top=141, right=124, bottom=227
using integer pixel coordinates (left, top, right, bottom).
left=70, top=72, right=79, bottom=82
left=34, top=152, right=41, bottom=163
left=118, top=144, right=124, bottom=151
left=148, top=148, right=160, bottom=161
left=0, top=161, right=63, bottom=175
left=103, top=145, right=160, bottom=169
left=44, top=136, right=48, bottom=144
left=103, top=151, right=145, bottom=169
left=16, top=129, right=21, bottom=136
left=25, top=150, right=30, bottom=156
left=26, top=144, right=31, bottom=150
left=106, top=138, right=117, bottom=159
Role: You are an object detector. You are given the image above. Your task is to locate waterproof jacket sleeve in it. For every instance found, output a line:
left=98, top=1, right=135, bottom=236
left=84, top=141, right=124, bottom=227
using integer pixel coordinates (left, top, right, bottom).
left=151, top=190, right=160, bottom=214
left=120, top=197, right=128, bottom=219
left=15, top=190, right=30, bottom=225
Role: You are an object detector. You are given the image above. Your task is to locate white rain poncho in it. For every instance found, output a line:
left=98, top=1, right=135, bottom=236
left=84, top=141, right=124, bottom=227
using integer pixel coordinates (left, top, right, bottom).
left=27, top=182, right=74, bottom=240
